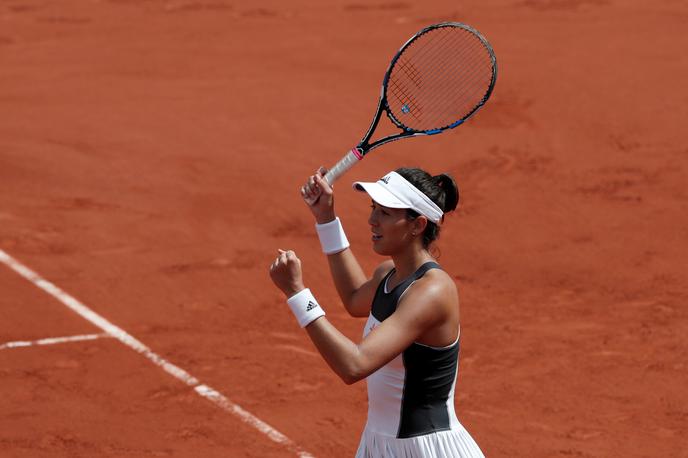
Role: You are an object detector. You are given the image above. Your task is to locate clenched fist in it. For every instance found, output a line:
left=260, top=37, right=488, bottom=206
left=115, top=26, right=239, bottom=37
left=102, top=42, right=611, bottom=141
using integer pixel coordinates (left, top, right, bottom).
left=269, top=249, right=306, bottom=299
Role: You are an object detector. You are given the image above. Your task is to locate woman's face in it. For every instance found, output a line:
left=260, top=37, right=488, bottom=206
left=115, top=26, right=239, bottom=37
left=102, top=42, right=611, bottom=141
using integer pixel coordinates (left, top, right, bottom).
left=368, top=201, right=416, bottom=255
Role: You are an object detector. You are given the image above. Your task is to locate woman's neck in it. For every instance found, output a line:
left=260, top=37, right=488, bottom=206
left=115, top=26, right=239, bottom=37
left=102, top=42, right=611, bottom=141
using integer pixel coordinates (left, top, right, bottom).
left=390, top=245, right=433, bottom=282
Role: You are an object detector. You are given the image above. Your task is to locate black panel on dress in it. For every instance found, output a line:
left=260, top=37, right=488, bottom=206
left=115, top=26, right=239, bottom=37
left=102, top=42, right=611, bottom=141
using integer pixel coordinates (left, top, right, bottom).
left=398, top=341, right=459, bottom=438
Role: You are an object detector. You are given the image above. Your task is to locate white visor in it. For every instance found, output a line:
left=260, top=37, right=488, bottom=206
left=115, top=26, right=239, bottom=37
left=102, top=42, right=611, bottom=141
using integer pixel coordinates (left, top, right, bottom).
left=352, top=171, right=444, bottom=224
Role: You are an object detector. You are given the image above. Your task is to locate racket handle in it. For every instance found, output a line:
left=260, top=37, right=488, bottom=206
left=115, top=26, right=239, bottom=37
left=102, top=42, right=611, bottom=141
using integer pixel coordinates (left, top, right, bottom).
left=324, top=148, right=363, bottom=185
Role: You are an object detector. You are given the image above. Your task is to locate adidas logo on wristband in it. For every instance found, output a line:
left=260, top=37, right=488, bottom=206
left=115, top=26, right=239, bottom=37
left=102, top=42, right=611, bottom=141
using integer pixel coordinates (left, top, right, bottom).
left=287, top=288, right=326, bottom=328
left=306, top=301, right=319, bottom=312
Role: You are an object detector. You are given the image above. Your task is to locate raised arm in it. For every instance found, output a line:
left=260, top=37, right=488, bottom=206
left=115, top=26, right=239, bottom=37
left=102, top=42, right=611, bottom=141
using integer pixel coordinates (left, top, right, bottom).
left=269, top=249, right=450, bottom=384
left=301, top=168, right=389, bottom=317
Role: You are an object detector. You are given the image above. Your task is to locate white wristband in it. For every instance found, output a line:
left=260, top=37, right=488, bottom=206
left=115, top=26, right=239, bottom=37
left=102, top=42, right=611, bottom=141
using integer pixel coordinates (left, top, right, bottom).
left=315, top=217, right=350, bottom=255
left=286, top=288, right=326, bottom=328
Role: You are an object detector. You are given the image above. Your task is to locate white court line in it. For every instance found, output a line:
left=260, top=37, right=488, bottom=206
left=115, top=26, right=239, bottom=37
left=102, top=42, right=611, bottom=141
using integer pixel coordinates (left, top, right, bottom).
left=0, top=333, right=110, bottom=350
left=0, top=249, right=314, bottom=458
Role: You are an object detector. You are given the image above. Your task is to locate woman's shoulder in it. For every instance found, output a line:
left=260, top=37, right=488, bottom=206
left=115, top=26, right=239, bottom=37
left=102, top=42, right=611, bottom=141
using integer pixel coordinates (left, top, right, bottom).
left=394, top=267, right=458, bottom=331
left=403, top=266, right=458, bottom=311
left=418, top=267, right=457, bottom=295
left=424, top=265, right=455, bottom=284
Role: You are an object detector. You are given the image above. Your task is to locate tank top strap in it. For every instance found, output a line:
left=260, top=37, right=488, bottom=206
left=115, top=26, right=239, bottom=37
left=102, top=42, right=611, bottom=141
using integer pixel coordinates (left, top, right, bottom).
left=371, top=268, right=394, bottom=300
left=394, top=261, right=441, bottom=296
left=393, top=261, right=442, bottom=292
left=370, top=262, right=442, bottom=323
left=410, top=261, right=441, bottom=281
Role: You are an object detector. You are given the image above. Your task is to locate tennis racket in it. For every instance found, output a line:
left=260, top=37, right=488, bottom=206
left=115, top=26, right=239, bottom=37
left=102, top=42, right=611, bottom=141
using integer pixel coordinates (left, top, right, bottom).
left=322, top=22, right=497, bottom=185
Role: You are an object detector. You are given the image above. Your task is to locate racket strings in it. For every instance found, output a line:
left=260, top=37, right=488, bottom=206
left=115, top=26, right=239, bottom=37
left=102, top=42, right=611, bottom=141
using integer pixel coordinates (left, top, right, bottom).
left=387, top=26, right=495, bottom=131
left=395, top=31, right=491, bottom=128
left=420, top=49, right=492, bottom=126
left=393, top=30, right=459, bottom=103
left=389, top=34, right=461, bottom=120
left=418, top=49, right=492, bottom=127
left=388, top=70, right=423, bottom=111
left=400, top=41, right=473, bottom=119
left=395, top=63, right=424, bottom=118
left=388, top=77, right=423, bottom=120
left=387, top=29, right=458, bottom=118
left=428, top=42, right=493, bottom=116
left=419, top=35, right=492, bottom=105
left=393, top=28, right=490, bottom=120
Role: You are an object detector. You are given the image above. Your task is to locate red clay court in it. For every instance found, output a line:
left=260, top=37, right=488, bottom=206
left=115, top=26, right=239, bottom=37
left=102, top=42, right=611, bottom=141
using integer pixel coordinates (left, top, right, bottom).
left=1, top=0, right=687, bottom=457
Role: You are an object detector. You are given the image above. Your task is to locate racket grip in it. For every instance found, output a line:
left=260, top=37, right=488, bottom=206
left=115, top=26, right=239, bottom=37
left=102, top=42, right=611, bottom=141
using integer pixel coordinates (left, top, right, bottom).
left=324, top=148, right=362, bottom=185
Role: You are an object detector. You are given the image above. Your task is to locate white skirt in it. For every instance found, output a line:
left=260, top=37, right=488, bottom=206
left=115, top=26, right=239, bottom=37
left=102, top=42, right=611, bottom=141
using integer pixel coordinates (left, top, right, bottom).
left=354, top=424, right=485, bottom=458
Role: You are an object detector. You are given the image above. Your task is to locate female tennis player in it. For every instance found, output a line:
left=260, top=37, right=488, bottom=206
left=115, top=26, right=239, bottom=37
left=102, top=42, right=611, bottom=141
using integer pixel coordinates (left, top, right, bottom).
left=269, top=167, right=484, bottom=457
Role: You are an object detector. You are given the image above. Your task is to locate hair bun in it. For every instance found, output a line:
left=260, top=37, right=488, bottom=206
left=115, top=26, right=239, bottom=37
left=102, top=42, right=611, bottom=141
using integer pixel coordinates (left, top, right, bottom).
left=434, top=173, right=459, bottom=213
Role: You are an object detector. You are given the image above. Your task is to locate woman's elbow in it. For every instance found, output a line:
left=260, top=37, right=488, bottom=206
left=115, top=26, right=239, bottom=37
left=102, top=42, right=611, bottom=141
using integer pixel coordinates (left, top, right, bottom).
left=330, top=345, right=370, bottom=384
left=339, top=364, right=368, bottom=385
left=340, top=372, right=364, bottom=385
left=342, top=298, right=358, bottom=317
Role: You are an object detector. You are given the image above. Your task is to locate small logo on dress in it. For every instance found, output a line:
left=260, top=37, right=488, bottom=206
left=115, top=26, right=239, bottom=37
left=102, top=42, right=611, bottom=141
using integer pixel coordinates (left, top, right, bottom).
left=380, top=176, right=391, bottom=184
left=306, top=301, right=319, bottom=312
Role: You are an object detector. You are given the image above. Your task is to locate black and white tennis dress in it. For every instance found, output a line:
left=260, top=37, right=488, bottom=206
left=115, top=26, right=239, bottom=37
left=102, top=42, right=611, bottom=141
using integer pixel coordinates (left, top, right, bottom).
left=355, top=262, right=484, bottom=458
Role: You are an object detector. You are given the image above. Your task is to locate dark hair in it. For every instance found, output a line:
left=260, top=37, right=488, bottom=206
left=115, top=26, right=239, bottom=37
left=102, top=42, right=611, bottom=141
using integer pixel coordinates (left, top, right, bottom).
left=395, top=167, right=460, bottom=249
